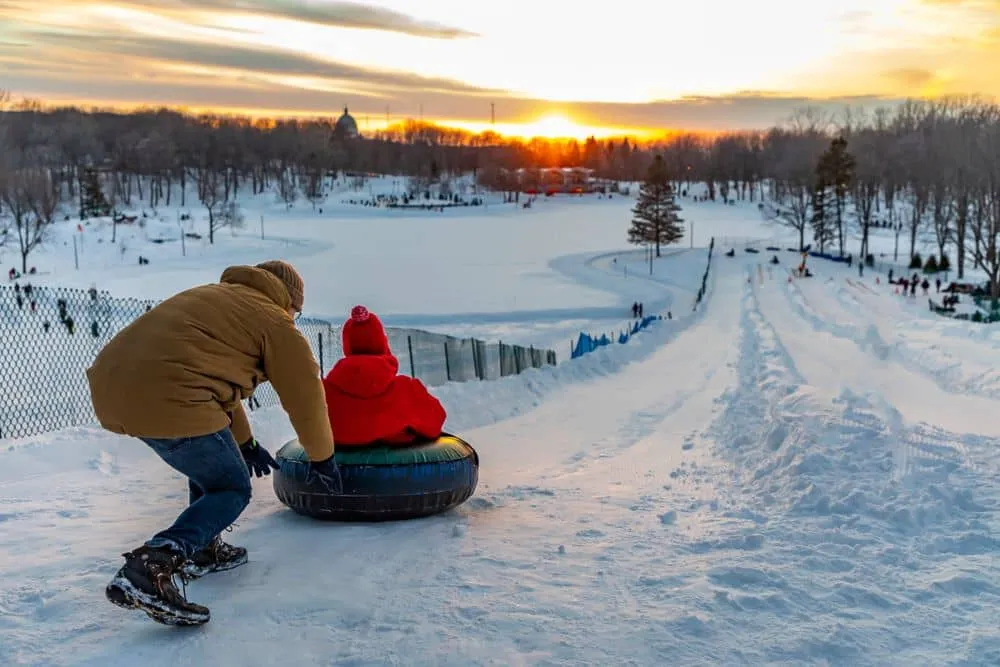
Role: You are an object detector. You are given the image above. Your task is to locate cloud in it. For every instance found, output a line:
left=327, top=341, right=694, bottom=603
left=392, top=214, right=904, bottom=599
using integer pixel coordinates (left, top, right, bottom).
left=0, top=56, right=915, bottom=133
left=190, top=0, right=478, bottom=38
left=0, top=0, right=476, bottom=39
left=17, top=31, right=495, bottom=97
left=0, top=0, right=985, bottom=133
left=132, top=0, right=475, bottom=38
left=0, top=19, right=916, bottom=132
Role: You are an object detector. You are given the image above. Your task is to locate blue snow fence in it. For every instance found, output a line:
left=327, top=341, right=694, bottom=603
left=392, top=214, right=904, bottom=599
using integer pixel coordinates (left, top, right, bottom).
left=571, top=315, right=661, bottom=359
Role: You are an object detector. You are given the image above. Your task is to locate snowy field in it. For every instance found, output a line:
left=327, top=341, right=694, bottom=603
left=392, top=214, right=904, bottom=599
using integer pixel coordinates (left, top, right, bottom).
left=3, top=188, right=1000, bottom=665
left=1, top=177, right=763, bottom=351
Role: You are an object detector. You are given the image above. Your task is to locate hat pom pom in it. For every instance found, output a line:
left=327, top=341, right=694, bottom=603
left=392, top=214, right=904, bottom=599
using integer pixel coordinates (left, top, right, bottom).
left=350, top=305, right=370, bottom=322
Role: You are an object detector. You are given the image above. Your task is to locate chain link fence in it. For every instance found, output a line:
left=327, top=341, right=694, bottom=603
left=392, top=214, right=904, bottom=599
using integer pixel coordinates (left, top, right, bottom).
left=0, top=283, right=557, bottom=440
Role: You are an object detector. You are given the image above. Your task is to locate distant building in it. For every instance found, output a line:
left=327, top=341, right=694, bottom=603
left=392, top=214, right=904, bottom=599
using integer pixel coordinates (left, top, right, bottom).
left=509, top=167, right=597, bottom=194
left=333, top=106, right=360, bottom=140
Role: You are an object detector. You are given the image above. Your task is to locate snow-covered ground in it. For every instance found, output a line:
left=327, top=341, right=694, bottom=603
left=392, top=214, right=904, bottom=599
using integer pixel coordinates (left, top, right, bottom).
left=1, top=176, right=762, bottom=351
left=3, top=187, right=1000, bottom=665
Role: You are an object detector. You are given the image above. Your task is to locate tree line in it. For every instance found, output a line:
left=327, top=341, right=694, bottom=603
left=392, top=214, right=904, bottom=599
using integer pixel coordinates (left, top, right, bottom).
left=759, top=98, right=1000, bottom=300
left=1, top=92, right=999, bottom=297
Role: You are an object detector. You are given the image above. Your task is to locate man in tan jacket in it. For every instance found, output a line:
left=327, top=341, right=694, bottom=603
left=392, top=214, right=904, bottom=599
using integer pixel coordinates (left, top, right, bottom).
left=88, top=260, right=341, bottom=626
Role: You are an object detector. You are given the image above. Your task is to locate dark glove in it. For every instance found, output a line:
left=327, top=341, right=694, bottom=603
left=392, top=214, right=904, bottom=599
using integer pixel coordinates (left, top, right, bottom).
left=307, top=455, right=343, bottom=494
left=239, top=438, right=279, bottom=478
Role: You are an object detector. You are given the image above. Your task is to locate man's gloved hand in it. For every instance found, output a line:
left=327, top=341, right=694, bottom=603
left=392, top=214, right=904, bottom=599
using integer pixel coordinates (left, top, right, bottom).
left=307, top=455, right=344, bottom=494
left=239, top=438, right=280, bottom=477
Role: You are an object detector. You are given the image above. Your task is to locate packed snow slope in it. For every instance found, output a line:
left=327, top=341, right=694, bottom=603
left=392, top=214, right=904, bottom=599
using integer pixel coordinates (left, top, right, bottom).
left=3, top=241, right=1000, bottom=665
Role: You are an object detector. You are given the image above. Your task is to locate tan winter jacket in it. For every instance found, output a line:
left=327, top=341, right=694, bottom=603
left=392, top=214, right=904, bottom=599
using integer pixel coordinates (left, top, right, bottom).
left=86, top=265, right=334, bottom=461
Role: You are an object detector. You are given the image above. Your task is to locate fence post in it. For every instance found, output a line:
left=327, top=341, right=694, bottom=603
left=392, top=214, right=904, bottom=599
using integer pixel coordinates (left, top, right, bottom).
left=475, top=340, right=485, bottom=380
left=444, top=341, right=452, bottom=381
left=317, top=331, right=324, bottom=374
left=498, top=341, right=504, bottom=377
left=407, top=335, right=416, bottom=377
left=514, top=346, right=522, bottom=374
left=530, top=345, right=536, bottom=368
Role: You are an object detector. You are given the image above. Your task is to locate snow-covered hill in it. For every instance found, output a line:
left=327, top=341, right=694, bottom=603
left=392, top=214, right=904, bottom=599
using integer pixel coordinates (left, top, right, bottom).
left=2, top=191, right=1000, bottom=666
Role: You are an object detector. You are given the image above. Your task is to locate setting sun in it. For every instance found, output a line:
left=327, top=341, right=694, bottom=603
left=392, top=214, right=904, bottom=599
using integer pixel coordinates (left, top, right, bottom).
left=516, top=114, right=591, bottom=140
left=443, top=114, right=651, bottom=141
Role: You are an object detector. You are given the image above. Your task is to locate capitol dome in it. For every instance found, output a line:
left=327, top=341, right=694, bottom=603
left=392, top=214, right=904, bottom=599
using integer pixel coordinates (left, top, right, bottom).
left=334, top=106, right=359, bottom=139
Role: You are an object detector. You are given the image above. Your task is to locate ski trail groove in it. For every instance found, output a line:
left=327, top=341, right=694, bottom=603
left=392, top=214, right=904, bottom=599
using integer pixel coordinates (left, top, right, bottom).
left=789, top=275, right=1000, bottom=401
left=695, top=274, right=1000, bottom=665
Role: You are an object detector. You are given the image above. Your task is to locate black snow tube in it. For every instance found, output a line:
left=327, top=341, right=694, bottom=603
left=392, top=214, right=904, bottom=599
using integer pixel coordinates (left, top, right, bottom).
left=272, top=433, right=479, bottom=521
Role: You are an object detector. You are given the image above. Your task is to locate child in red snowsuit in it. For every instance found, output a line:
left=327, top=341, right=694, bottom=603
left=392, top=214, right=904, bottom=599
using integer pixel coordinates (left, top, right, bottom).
left=323, top=305, right=447, bottom=446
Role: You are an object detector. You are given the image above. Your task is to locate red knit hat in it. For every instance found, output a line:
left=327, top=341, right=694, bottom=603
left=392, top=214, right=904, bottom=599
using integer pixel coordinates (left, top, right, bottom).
left=342, top=305, right=389, bottom=356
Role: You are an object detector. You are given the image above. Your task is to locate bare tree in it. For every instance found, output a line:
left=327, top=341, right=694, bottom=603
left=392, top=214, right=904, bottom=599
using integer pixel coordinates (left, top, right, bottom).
left=849, top=128, right=881, bottom=260
left=967, top=113, right=1000, bottom=301
left=0, top=166, right=58, bottom=273
left=765, top=120, right=827, bottom=250
left=197, top=168, right=227, bottom=244
left=107, top=172, right=123, bottom=243
left=276, top=169, right=297, bottom=208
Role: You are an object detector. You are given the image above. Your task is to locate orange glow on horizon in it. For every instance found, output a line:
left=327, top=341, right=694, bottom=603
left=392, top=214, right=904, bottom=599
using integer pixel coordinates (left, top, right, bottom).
left=442, top=113, right=654, bottom=141
left=10, top=95, right=685, bottom=140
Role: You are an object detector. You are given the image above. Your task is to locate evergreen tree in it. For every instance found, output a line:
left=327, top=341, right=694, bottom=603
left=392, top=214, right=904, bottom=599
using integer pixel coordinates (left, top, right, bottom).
left=628, top=155, right=684, bottom=257
left=815, top=136, right=855, bottom=256
left=79, top=167, right=111, bottom=220
left=810, top=183, right=834, bottom=253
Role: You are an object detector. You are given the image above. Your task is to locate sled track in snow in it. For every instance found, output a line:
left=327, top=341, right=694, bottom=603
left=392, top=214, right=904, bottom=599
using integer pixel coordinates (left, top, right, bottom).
left=785, top=276, right=1000, bottom=401
left=696, top=274, right=1000, bottom=665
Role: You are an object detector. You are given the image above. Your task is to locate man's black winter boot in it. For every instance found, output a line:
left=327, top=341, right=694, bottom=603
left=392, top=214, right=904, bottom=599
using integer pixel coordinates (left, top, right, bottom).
left=181, top=535, right=248, bottom=579
left=105, top=544, right=210, bottom=626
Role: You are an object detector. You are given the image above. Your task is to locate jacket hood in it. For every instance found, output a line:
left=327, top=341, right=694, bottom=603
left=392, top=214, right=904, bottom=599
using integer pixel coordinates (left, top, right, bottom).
left=325, top=354, right=400, bottom=399
left=220, top=265, right=290, bottom=310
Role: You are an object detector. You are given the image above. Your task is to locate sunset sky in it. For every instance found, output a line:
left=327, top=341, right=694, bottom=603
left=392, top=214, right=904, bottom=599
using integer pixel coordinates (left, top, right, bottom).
left=1, top=0, right=999, bottom=138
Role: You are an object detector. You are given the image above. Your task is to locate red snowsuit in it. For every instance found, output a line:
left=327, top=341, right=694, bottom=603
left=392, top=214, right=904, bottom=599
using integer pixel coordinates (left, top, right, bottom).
left=322, top=306, right=446, bottom=447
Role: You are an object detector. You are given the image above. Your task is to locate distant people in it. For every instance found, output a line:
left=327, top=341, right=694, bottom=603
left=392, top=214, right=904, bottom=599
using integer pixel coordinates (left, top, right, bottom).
left=935, top=278, right=941, bottom=293
left=921, top=278, right=930, bottom=295
left=638, top=303, right=644, bottom=318
left=632, top=302, right=639, bottom=318
left=323, top=305, right=446, bottom=446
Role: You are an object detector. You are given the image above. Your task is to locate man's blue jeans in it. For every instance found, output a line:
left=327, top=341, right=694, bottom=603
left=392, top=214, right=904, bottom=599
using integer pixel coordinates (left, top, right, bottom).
left=139, top=427, right=252, bottom=559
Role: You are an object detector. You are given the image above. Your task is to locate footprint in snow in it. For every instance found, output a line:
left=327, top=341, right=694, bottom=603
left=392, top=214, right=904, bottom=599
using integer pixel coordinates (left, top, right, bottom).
left=87, top=451, right=119, bottom=476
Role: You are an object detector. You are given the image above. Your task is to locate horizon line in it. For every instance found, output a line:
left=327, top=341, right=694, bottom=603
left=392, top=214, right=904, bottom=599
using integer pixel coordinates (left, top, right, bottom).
left=0, top=93, right=771, bottom=141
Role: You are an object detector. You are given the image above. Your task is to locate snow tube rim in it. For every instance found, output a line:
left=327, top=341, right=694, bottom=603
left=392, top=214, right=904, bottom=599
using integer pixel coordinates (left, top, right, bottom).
left=275, top=432, right=478, bottom=466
